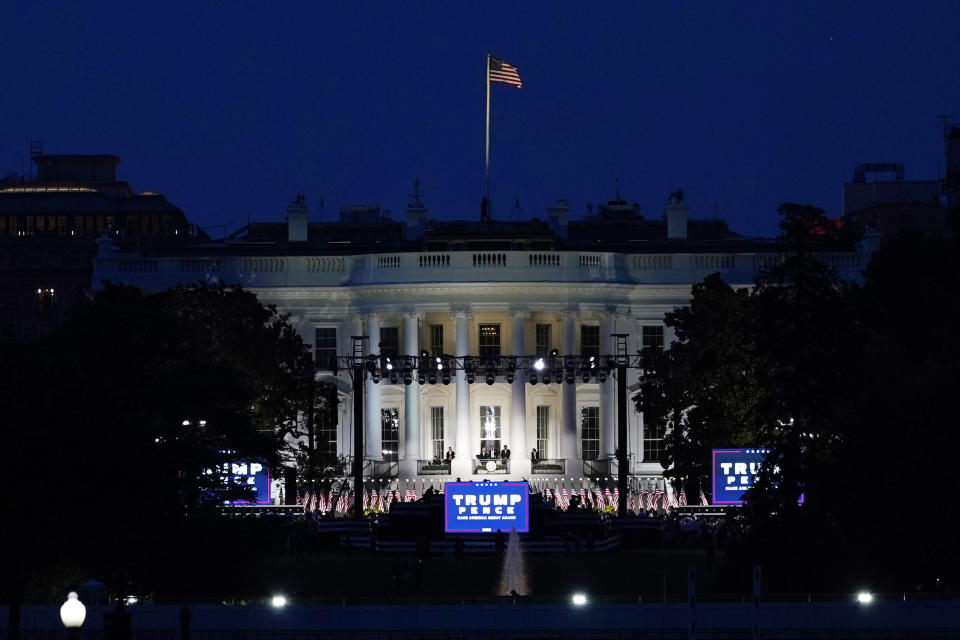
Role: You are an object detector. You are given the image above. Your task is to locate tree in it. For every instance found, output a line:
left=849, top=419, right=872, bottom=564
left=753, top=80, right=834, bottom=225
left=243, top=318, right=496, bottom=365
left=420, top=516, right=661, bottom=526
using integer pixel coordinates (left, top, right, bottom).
left=1, top=282, right=311, bottom=636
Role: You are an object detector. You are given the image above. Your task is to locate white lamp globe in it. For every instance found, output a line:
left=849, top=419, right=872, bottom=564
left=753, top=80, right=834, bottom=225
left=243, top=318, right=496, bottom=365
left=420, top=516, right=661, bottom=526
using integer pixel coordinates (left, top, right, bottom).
left=60, top=591, right=86, bottom=628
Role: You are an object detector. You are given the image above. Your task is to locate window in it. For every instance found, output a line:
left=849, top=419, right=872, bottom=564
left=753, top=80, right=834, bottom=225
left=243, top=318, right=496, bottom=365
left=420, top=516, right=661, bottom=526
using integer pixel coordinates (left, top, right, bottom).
left=379, top=327, right=399, bottom=358
left=381, top=408, right=399, bottom=462
left=430, top=324, right=444, bottom=355
left=479, top=405, right=502, bottom=455
left=581, top=325, right=600, bottom=357
left=317, top=383, right=338, bottom=457
left=643, top=420, right=666, bottom=462
left=478, top=324, right=500, bottom=358
left=431, top=406, right=445, bottom=460
left=536, top=406, right=550, bottom=458
left=642, top=325, right=664, bottom=351
left=581, top=407, right=599, bottom=461
left=314, top=327, right=338, bottom=370
left=36, top=288, right=56, bottom=313
left=535, top=324, right=552, bottom=356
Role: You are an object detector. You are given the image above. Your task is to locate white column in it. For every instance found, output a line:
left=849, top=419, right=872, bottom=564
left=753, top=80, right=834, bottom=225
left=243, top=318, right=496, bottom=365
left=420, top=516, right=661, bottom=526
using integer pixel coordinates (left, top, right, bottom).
left=403, top=312, right=421, bottom=468
left=454, top=310, right=471, bottom=476
left=599, top=313, right=616, bottom=459
left=348, top=316, right=363, bottom=460
left=510, top=310, right=529, bottom=477
left=365, top=314, right=381, bottom=460
left=560, top=311, right=578, bottom=461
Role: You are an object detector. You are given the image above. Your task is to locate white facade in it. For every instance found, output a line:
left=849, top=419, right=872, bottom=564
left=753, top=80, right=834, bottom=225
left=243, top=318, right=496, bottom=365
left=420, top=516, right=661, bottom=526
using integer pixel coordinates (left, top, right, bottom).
left=93, top=232, right=868, bottom=485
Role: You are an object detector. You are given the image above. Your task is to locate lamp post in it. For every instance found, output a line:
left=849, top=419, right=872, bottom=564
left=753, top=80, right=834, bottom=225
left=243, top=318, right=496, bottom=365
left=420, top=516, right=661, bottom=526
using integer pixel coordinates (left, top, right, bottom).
left=60, top=591, right=86, bottom=639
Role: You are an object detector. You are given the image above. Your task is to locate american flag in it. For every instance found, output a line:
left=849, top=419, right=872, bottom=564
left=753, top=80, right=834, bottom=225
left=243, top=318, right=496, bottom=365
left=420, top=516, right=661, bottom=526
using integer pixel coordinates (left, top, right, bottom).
left=489, top=56, right=523, bottom=88
left=699, top=489, right=709, bottom=506
left=406, top=489, right=416, bottom=502
left=579, top=487, right=587, bottom=503
left=613, top=488, right=620, bottom=507
left=653, top=489, right=664, bottom=511
left=362, top=488, right=369, bottom=510
left=561, top=487, right=569, bottom=510
left=596, top=489, right=605, bottom=507
left=605, top=487, right=614, bottom=505
left=678, top=490, right=687, bottom=506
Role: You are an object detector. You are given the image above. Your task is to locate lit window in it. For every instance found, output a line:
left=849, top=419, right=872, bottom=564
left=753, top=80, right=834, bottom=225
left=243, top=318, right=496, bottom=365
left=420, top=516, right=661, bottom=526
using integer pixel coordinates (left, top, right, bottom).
left=479, top=324, right=500, bottom=358
left=581, top=325, right=600, bottom=356
left=381, top=408, right=399, bottom=462
left=581, top=407, right=599, bottom=460
left=535, top=324, right=552, bottom=356
left=642, top=325, right=664, bottom=351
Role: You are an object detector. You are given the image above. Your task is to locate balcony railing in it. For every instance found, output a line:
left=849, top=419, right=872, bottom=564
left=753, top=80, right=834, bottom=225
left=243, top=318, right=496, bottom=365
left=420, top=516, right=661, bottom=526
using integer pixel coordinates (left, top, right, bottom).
left=367, top=460, right=398, bottom=478
left=531, top=459, right=566, bottom=475
left=417, top=459, right=453, bottom=475
left=472, top=459, right=510, bottom=475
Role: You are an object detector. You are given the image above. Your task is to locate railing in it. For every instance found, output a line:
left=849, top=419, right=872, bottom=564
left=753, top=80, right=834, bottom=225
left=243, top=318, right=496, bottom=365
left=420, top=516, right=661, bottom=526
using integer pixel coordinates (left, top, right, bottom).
left=583, top=458, right=614, bottom=477
left=472, top=459, right=510, bottom=474
left=531, top=458, right=566, bottom=474
left=417, top=459, right=452, bottom=475
left=368, top=460, right=398, bottom=478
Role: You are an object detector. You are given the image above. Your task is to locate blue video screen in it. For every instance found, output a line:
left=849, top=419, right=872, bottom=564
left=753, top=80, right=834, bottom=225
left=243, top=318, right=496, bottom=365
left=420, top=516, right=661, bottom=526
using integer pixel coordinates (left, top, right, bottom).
left=444, top=481, right=529, bottom=533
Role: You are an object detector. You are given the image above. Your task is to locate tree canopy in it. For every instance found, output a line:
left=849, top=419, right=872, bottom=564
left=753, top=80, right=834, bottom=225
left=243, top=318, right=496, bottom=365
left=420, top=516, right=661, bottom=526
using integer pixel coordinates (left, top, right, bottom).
left=0, top=282, right=312, bottom=619
left=637, top=202, right=960, bottom=590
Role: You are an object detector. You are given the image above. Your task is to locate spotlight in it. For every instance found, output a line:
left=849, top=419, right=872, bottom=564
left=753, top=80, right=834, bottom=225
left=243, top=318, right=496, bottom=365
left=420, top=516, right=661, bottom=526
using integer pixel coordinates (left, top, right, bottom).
left=389, top=371, right=399, bottom=384
left=529, top=373, right=538, bottom=385
left=420, top=350, right=430, bottom=358
left=371, top=370, right=381, bottom=383
left=571, top=593, right=588, bottom=606
left=555, top=371, right=563, bottom=384
left=418, top=373, right=426, bottom=385
left=467, top=372, right=476, bottom=384
left=271, top=595, right=288, bottom=608
left=403, top=372, right=413, bottom=385
left=485, top=373, right=495, bottom=385
left=506, top=371, right=514, bottom=383
left=550, top=349, right=559, bottom=357
left=856, top=591, right=873, bottom=605
left=565, top=371, right=575, bottom=385
left=598, top=370, right=607, bottom=383
left=533, top=357, right=545, bottom=371
left=384, top=357, right=393, bottom=371
left=441, top=371, right=451, bottom=385
left=543, top=373, right=551, bottom=385
left=428, top=372, right=437, bottom=384
left=582, top=371, right=591, bottom=383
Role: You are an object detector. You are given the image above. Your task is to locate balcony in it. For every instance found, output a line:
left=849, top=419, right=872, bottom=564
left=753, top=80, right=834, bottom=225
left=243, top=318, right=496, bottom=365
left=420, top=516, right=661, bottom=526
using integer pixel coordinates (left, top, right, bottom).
left=473, top=459, right=510, bottom=475
left=417, top=459, right=453, bottom=475
left=367, top=460, right=398, bottom=479
left=531, top=459, right=566, bottom=475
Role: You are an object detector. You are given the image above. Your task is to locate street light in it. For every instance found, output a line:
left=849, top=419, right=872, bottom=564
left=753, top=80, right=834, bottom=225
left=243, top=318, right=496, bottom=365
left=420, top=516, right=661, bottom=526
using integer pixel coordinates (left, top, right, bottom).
left=60, top=592, right=86, bottom=638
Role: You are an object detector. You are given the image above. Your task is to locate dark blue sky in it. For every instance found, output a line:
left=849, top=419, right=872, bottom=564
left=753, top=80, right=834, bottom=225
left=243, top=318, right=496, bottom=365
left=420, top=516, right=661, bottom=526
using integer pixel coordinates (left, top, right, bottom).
left=2, top=2, right=958, bottom=238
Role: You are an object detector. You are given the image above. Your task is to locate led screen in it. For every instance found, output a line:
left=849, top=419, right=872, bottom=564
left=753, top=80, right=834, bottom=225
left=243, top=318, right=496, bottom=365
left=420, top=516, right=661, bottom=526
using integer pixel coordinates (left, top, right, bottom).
left=215, top=459, right=271, bottom=505
left=444, top=481, right=529, bottom=533
left=711, top=449, right=769, bottom=505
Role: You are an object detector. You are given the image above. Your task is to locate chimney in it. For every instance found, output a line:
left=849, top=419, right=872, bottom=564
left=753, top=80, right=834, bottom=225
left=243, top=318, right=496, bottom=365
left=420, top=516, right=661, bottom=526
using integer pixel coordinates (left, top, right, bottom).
left=664, top=189, right=688, bottom=240
left=404, top=179, right=428, bottom=241
left=546, top=199, right=569, bottom=240
left=286, top=194, right=308, bottom=242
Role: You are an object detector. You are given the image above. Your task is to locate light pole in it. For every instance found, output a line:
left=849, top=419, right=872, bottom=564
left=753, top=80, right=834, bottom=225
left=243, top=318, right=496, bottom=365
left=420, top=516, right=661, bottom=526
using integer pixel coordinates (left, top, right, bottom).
left=59, top=591, right=86, bottom=640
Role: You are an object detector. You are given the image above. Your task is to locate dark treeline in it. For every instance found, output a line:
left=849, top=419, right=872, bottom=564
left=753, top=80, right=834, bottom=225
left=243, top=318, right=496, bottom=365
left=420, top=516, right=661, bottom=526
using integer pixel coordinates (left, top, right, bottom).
left=639, top=201, right=960, bottom=593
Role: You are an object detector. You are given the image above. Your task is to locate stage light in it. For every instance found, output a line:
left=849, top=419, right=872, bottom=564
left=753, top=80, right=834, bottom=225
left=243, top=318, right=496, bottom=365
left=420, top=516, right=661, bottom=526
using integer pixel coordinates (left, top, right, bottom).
left=543, top=374, right=551, bottom=385
left=389, top=371, right=399, bottom=384
left=506, top=371, right=514, bottom=383
left=856, top=591, right=873, bottom=604
left=571, top=593, right=588, bottom=606
left=598, top=370, right=607, bottom=383
left=384, top=357, right=393, bottom=371
left=271, top=595, right=287, bottom=608
left=467, top=372, right=476, bottom=384
left=555, top=371, right=563, bottom=384
left=418, top=373, right=426, bottom=384
left=485, top=373, right=495, bottom=385
left=565, top=372, right=575, bottom=384
left=582, top=371, right=591, bottom=383
left=533, top=357, right=545, bottom=371
left=420, top=350, right=430, bottom=358
left=550, top=349, right=559, bottom=357
left=403, top=372, right=413, bottom=385
left=441, top=371, right=451, bottom=385
left=372, top=371, right=381, bottom=383
left=529, top=373, right=538, bottom=385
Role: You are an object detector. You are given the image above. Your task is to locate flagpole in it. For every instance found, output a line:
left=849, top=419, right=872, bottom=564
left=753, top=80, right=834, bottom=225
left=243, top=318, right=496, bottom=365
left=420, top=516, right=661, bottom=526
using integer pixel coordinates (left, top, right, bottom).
left=484, top=52, right=491, bottom=203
